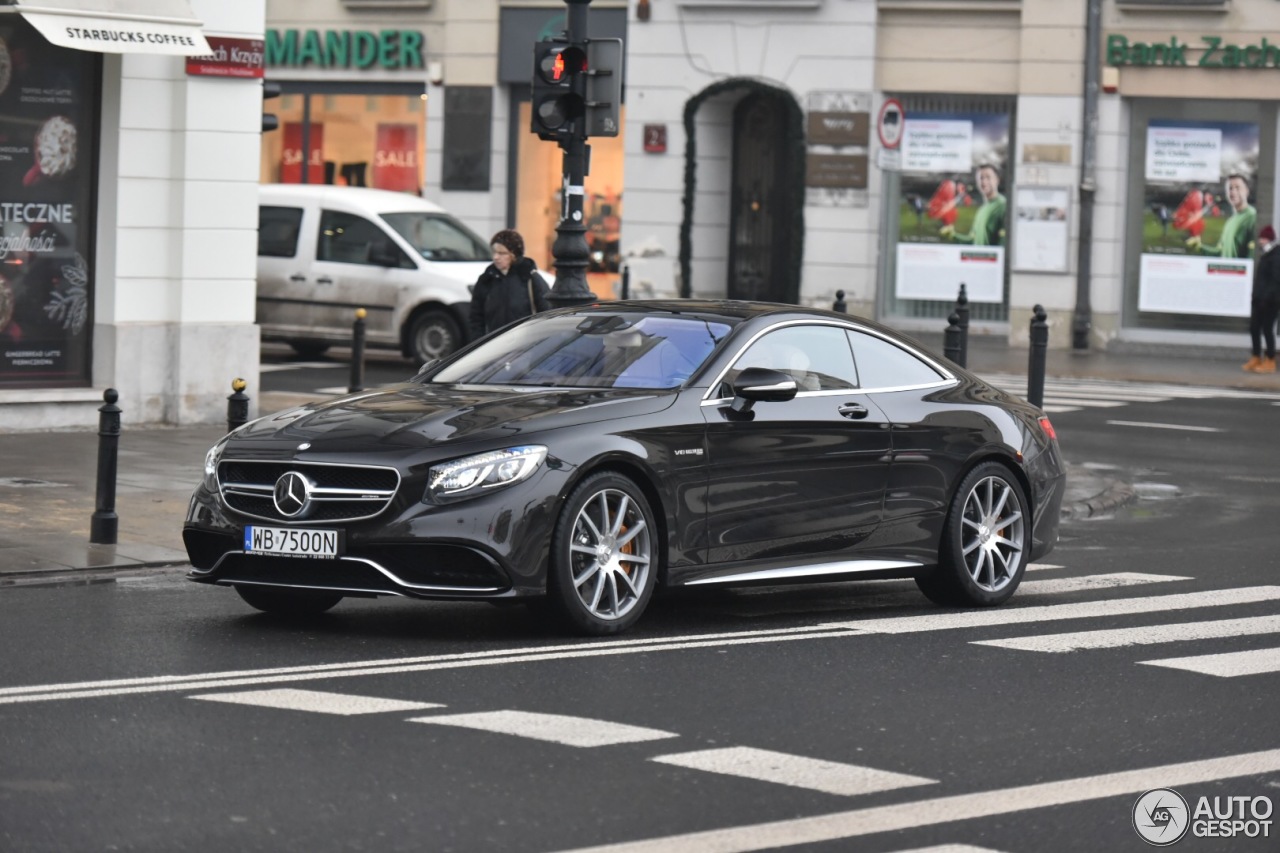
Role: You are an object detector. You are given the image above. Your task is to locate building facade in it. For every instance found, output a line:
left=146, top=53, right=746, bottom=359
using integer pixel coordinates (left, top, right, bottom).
left=0, top=0, right=265, bottom=430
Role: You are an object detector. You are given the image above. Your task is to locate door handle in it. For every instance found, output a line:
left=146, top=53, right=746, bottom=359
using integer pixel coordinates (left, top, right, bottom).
left=289, top=274, right=306, bottom=282
left=316, top=277, right=334, bottom=285
left=838, top=403, right=869, bottom=420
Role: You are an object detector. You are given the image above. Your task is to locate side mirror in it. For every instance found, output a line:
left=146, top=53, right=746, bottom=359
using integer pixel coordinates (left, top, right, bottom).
left=730, top=366, right=797, bottom=413
left=369, top=242, right=401, bottom=267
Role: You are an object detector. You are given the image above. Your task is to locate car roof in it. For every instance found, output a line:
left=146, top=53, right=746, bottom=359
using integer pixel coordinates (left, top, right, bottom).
left=259, top=184, right=448, bottom=215
left=577, top=299, right=908, bottom=334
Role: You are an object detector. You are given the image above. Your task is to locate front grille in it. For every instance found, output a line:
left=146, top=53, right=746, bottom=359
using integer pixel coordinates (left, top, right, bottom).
left=218, top=460, right=400, bottom=523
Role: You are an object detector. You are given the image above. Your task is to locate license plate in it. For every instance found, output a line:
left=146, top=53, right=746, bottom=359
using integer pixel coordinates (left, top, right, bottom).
left=244, top=526, right=341, bottom=558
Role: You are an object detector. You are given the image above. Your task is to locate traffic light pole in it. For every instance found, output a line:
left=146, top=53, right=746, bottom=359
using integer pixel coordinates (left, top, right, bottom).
left=548, top=0, right=597, bottom=308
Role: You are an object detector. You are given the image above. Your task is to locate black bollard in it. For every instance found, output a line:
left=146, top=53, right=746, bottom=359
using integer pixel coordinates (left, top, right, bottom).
left=944, top=312, right=963, bottom=365
left=1027, top=304, right=1049, bottom=408
left=620, top=263, right=631, bottom=300
left=90, top=388, right=121, bottom=545
left=226, top=377, right=249, bottom=434
left=349, top=307, right=367, bottom=393
left=954, top=283, right=970, bottom=368
left=833, top=289, right=847, bottom=313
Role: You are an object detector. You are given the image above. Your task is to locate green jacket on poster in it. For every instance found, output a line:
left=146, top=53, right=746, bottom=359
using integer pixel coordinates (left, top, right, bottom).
left=951, top=194, right=1007, bottom=246
left=1198, top=206, right=1257, bottom=259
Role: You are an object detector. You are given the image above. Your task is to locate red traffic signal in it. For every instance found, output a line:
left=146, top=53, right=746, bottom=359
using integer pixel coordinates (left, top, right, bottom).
left=531, top=41, right=587, bottom=141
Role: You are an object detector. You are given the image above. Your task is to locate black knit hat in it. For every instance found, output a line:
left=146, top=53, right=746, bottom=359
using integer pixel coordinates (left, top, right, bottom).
left=490, top=229, right=524, bottom=257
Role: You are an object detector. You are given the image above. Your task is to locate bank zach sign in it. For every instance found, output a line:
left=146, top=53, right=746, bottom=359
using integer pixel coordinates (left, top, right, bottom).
left=1107, top=34, right=1280, bottom=68
left=267, top=29, right=424, bottom=70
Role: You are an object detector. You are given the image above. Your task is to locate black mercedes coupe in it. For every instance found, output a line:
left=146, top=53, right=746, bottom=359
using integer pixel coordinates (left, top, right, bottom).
left=184, top=300, right=1065, bottom=635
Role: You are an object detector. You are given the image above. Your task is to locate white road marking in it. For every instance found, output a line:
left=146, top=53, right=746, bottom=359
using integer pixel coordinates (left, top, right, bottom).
left=407, top=710, right=677, bottom=747
left=1017, top=572, right=1187, bottom=596
left=1105, top=420, right=1224, bottom=433
left=650, top=747, right=934, bottom=797
left=553, top=748, right=1280, bottom=853
left=1024, top=563, right=1063, bottom=572
left=972, top=615, right=1280, bottom=653
left=1030, top=397, right=1128, bottom=408
left=6, top=587, right=1280, bottom=705
left=1040, top=405, right=1081, bottom=414
left=1139, top=647, right=1280, bottom=677
left=258, top=362, right=340, bottom=373
left=819, top=586, right=1280, bottom=634
left=889, top=847, right=1006, bottom=853
left=189, top=688, right=443, bottom=715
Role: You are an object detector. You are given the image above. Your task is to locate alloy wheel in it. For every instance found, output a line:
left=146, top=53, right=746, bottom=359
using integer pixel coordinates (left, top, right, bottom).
left=959, top=475, right=1025, bottom=593
left=567, top=488, right=652, bottom=621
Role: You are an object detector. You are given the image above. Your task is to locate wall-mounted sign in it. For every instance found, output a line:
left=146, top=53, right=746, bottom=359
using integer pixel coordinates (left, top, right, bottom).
left=643, top=124, right=667, bottom=154
left=187, top=37, right=265, bottom=78
left=267, top=29, right=425, bottom=70
left=1013, top=186, right=1070, bottom=274
left=805, top=154, right=868, bottom=190
left=806, top=112, right=869, bottom=147
left=878, top=99, right=905, bottom=149
left=1106, top=34, right=1280, bottom=68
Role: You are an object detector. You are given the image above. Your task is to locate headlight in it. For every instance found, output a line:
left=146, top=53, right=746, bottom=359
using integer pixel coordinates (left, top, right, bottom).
left=425, top=445, right=547, bottom=504
left=203, top=438, right=227, bottom=491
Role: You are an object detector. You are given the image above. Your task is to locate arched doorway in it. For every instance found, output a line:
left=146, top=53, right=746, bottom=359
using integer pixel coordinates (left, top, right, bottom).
left=679, top=81, right=804, bottom=304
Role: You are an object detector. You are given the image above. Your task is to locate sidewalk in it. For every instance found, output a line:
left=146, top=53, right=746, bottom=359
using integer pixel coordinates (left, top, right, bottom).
left=1, top=346, right=1272, bottom=585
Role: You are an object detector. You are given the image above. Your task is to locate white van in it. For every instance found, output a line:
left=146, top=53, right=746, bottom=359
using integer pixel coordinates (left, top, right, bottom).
left=256, top=185, right=492, bottom=362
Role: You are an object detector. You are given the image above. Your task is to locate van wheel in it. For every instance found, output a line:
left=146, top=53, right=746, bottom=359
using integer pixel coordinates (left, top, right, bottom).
left=289, top=342, right=330, bottom=359
left=407, top=310, right=462, bottom=363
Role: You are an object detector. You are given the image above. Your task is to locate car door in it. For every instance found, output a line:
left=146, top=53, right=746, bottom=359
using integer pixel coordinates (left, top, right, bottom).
left=255, top=204, right=319, bottom=334
left=310, top=209, right=417, bottom=345
left=701, top=322, right=892, bottom=565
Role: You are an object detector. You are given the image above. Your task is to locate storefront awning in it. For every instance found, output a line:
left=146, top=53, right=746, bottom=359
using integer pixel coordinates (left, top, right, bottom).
left=6, top=0, right=210, bottom=55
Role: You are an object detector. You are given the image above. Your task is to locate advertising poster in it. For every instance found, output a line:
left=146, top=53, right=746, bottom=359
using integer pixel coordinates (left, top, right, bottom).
left=281, top=122, right=325, bottom=184
left=1139, top=120, right=1259, bottom=317
left=0, top=18, right=96, bottom=388
left=896, top=112, right=1010, bottom=303
left=372, top=123, right=419, bottom=192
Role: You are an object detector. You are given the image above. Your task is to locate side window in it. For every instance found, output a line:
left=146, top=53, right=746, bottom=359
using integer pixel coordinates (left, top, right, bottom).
left=846, top=331, right=946, bottom=389
left=317, top=210, right=412, bottom=268
left=720, top=325, right=858, bottom=396
left=258, top=206, right=302, bottom=258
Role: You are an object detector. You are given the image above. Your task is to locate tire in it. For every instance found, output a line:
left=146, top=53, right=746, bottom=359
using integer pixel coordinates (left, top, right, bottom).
left=289, top=342, right=330, bottom=359
left=406, top=309, right=462, bottom=364
left=548, top=472, right=658, bottom=635
left=916, top=462, right=1029, bottom=607
left=234, top=584, right=343, bottom=615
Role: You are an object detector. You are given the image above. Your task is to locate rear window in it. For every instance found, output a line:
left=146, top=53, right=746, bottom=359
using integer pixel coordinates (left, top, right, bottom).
left=258, top=206, right=302, bottom=258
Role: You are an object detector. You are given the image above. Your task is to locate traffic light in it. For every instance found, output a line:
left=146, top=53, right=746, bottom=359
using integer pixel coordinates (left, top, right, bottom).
left=531, top=39, right=586, bottom=141
left=584, top=38, right=623, bottom=137
left=262, top=80, right=281, bottom=133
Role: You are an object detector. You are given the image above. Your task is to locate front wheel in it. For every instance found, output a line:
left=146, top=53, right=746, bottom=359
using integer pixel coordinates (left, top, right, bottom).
left=548, top=472, right=658, bottom=635
left=234, top=584, right=343, bottom=615
left=406, top=309, right=462, bottom=364
left=916, top=462, right=1029, bottom=607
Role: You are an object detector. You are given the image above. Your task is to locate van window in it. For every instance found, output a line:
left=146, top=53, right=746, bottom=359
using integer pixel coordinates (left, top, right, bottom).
left=381, top=212, right=489, bottom=262
left=317, top=210, right=413, bottom=268
left=258, top=206, right=303, bottom=258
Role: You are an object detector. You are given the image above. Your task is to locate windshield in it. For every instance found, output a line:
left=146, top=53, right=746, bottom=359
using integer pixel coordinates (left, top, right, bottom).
left=429, top=313, right=734, bottom=389
left=380, top=212, right=490, bottom=262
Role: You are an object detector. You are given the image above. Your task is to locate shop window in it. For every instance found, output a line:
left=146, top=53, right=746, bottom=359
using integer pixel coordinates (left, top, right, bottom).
left=258, top=206, right=304, bottom=258
left=318, top=210, right=412, bottom=268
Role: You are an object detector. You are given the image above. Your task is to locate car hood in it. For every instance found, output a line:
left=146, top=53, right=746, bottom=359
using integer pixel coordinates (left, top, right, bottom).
left=235, top=383, right=676, bottom=451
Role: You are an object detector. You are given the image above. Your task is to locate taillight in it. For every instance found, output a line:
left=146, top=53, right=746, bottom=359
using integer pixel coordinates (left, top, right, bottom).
left=1038, top=416, right=1057, bottom=442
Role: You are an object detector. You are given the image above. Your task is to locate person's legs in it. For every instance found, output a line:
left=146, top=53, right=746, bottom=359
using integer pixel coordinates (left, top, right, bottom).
left=1248, top=299, right=1280, bottom=372
left=1245, top=299, right=1264, bottom=370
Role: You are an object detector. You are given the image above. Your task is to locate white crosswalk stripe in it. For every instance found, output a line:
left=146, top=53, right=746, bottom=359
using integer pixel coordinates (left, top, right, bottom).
left=1138, top=647, right=1280, bottom=678
left=971, top=615, right=1280, bottom=653
left=979, top=373, right=1280, bottom=414
left=1016, top=572, right=1187, bottom=596
left=407, top=710, right=679, bottom=747
left=649, top=747, right=935, bottom=797
left=189, top=688, right=442, bottom=715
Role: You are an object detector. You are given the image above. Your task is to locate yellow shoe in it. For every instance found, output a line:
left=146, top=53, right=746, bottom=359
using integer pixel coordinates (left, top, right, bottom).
left=1244, top=355, right=1262, bottom=371
left=1250, top=357, right=1277, bottom=373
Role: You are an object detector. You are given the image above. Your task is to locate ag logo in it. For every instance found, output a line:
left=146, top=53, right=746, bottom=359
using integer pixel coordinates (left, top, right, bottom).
left=1134, top=788, right=1190, bottom=846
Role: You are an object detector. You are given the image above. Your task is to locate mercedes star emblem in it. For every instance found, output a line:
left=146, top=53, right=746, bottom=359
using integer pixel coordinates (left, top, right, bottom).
left=273, top=471, right=312, bottom=518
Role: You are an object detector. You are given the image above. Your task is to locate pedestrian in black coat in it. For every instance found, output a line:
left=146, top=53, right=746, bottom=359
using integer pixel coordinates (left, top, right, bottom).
left=469, top=229, right=552, bottom=339
left=1244, top=224, right=1280, bottom=373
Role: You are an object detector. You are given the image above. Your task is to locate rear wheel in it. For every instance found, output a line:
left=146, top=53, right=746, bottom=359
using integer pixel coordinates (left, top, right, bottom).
left=288, top=341, right=330, bottom=359
left=548, top=472, right=657, bottom=635
left=406, top=309, right=462, bottom=364
left=916, top=462, right=1029, bottom=607
left=234, top=584, right=343, bottom=615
